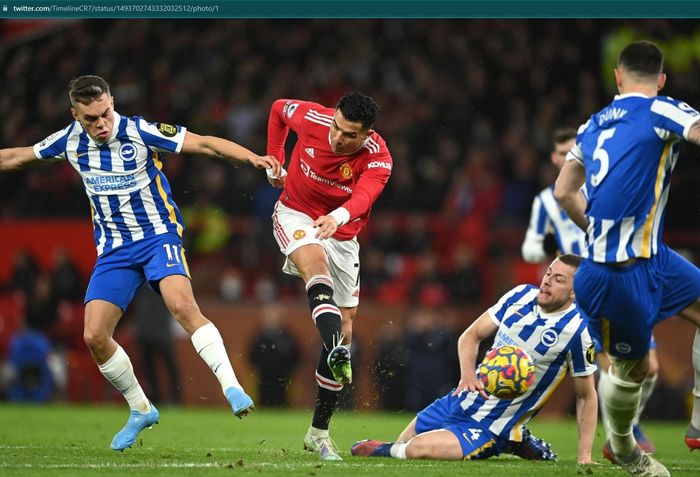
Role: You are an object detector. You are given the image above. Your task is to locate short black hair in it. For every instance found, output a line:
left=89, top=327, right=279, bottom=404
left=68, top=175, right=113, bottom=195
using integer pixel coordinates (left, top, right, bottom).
left=553, top=128, right=577, bottom=147
left=618, top=41, right=664, bottom=79
left=69, top=75, right=110, bottom=107
left=336, top=92, right=379, bottom=130
left=557, top=254, right=582, bottom=270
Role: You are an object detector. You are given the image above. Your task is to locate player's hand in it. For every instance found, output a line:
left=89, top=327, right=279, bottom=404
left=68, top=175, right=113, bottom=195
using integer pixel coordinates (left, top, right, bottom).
left=267, top=167, right=287, bottom=188
left=252, top=154, right=282, bottom=176
left=452, top=373, right=489, bottom=399
left=577, top=458, right=598, bottom=465
left=314, top=215, right=338, bottom=240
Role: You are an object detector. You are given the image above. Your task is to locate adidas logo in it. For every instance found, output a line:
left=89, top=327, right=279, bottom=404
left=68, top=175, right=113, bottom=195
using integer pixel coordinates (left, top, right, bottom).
left=305, top=147, right=315, bottom=158
left=315, top=294, right=331, bottom=301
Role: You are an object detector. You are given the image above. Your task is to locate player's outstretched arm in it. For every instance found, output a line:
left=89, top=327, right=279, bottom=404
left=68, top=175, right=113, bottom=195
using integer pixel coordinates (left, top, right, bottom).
left=554, top=160, right=588, bottom=231
left=453, top=312, right=498, bottom=399
left=0, top=147, right=39, bottom=172
left=181, top=132, right=281, bottom=176
left=573, top=374, right=598, bottom=465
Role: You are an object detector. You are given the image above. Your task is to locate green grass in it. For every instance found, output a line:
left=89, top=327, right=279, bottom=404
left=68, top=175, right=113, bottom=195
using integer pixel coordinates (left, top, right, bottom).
left=0, top=404, right=698, bottom=476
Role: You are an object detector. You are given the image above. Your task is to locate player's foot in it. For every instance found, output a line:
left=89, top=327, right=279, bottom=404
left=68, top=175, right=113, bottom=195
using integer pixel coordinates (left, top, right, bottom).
left=602, top=441, right=669, bottom=477
left=633, top=424, right=656, bottom=453
left=685, top=423, right=700, bottom=451
left=225, top=386, right=254, bottom=418
left=351, top=439, right=389, bottom=457
left=110, top=404, right=159, bottom=451
left=508, top=428, right=557, bottom=461
left=602, top=439, right=616, bottom=464
left=327, top=345, right=352, bottom=384
left=304, top=428, right=342, bottom=461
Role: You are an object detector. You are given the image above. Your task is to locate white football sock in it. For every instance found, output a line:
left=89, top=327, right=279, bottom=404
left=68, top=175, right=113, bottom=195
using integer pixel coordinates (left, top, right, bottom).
left=191, top=323, right=242, bottom=393
left=390, top=442, right=408, bottom=459
left=599, top=367, right=642, bottom=457
left=692, top=329, right=700, bottom=429
left=633, top=372, right=657, bottom=425
left=308, top=425, right=329, bottom=437
left=98, top=345, right=150, bottom=413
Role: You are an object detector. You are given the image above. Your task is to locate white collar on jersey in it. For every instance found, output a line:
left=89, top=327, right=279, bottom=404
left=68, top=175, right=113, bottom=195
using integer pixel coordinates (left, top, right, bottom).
left=536, top=301, right=577, bottom=321
left=614, top=92, right=652, bottom=100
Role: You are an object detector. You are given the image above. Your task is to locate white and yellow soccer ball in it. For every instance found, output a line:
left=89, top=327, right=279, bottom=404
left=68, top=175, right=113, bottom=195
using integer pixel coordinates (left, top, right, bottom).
left=478, top=345, right=535, bottom=399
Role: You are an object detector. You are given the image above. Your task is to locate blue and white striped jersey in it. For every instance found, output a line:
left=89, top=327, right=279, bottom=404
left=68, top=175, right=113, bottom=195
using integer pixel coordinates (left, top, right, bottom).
left=522, top=184, right=587, bottom=262
left=33, top=111, right=187, bottom=256
left=567, top=93, right=700, bottom=262
left=460, top=284, right=596, bottom=441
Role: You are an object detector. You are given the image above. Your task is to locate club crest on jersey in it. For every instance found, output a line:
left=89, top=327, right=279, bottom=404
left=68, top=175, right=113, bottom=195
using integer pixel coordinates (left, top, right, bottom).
left=615, top=342, right=632, bottom=354
left=283, top=102, right=299, bottom=118
left=119, top=143, right=137, bottom=161
left=585, top=344, right=595, bottom=365
left=540, top=329, right=559, bottom=347
left=293, top=229, right=306, bottom=240
left=340, top=163, right=352, bottom=179
left=156, top=122, right=177, bottom=137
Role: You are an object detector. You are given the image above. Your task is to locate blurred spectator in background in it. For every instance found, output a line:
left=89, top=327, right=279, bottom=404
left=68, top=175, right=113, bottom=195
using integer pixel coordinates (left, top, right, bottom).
left=25, top=275, right=57, bottom=332
left=49, top=247, right=83, bottom=303
left=403, top=305, right=455, bottom=411
left=10, top=250, right=39, bottom=298
left=373, top=324, right=410, bottom=410
left=7, top=323, right=54, bottom=402
left=248, top=304, right=299, bottom=407
left=447, top=244, right=481, bottom=305
left=129, top=286, right=182, bottom=406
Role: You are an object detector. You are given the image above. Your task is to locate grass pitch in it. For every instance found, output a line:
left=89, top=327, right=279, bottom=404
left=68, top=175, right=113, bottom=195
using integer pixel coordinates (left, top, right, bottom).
left=1, top=403, right=698, bottom=476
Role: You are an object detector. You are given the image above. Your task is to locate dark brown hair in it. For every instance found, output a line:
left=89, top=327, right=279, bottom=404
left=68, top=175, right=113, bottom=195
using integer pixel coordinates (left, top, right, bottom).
left=68, top=75, right=110, bottom=107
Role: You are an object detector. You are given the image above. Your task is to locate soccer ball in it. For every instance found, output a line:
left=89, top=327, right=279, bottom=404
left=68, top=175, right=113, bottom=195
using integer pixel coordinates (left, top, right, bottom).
left=478, top=345, right=535, bottom=399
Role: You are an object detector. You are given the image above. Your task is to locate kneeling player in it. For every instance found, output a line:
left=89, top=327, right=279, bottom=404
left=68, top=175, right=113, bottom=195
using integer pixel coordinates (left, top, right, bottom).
left=352, top=255, right=598, bottom=463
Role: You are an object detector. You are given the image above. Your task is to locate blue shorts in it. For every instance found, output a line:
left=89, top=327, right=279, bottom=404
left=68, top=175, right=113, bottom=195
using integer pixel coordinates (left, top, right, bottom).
left=85, top=233, right=191, bottom=311
left=415, top=391, right=508, bottom=460
left=575, top=243, right=700, bottom=360
left=592, top=332, right=656, bottom=354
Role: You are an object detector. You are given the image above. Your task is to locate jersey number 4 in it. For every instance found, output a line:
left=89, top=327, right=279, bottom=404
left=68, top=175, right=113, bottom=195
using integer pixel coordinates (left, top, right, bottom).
left=591, top=128, right=616, bottom=186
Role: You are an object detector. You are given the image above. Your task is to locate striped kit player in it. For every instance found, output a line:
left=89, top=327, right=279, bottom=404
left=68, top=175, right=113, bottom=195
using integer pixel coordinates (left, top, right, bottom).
left=351, top=255, right=598, bottom=463
left=0, top=75, right=280, bottom=450
left=555, top=41, right=700, bottom=476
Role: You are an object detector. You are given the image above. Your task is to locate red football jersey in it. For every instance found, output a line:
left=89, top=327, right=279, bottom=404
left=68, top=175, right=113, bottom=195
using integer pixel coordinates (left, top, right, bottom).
left=267, top=99, right=393, bottom=240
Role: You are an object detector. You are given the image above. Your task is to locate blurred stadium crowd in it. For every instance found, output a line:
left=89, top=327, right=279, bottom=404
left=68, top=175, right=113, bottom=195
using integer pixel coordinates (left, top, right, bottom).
left=1, top=19, right=699, bottom=411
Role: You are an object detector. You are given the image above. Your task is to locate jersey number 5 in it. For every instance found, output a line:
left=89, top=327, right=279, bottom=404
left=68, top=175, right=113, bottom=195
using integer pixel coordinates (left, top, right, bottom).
left=591, top=128, right=616, bottom=186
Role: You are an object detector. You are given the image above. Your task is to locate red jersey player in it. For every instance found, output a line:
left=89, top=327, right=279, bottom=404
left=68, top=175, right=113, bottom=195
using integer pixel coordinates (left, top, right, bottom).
left=266, top=92, right=392, bottom=460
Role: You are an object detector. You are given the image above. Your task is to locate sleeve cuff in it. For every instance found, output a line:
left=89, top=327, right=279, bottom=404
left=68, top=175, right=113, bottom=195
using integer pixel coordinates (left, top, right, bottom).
left=328, top=207, right=350, bottom=227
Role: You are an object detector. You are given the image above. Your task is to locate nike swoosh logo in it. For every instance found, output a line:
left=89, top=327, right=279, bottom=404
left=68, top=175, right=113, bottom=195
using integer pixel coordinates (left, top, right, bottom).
left=77, top=152, right=89, bottom=158
left=166, top=263, right=179, bottom=268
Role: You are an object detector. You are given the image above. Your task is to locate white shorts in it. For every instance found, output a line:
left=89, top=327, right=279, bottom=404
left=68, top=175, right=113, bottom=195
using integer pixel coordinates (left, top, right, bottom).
left=272, top=201, right=360, bottom=307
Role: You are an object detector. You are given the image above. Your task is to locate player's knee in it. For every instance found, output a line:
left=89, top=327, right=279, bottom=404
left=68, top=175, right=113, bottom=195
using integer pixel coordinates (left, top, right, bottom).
left=168, top=298, right=200, bottom=320
left=83, top=328, right=109, bottom=352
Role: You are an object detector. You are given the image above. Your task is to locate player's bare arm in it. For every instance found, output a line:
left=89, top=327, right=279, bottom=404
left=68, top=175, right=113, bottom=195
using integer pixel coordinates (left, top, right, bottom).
left=573, top=374, right=598, bottom=465
left=0, top=146, right=39, bottom=172
left=181, top=131, right=281, bottom=175
left=453, top=312, right=498, bottom=399
left=686, top=119, right=700, bottom=147
left=554, top=160, right=588, bottom=231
